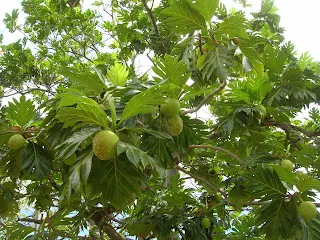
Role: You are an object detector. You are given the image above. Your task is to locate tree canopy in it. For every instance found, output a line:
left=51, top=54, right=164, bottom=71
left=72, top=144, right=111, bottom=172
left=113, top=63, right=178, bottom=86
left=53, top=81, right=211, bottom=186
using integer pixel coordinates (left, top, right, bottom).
left=0, top=0, right=320, bottom=239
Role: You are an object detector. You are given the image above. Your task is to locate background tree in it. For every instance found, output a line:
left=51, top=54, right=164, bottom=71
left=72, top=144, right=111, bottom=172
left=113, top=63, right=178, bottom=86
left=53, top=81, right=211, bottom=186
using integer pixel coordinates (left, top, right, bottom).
left=0, top=0, right=320, bottom=239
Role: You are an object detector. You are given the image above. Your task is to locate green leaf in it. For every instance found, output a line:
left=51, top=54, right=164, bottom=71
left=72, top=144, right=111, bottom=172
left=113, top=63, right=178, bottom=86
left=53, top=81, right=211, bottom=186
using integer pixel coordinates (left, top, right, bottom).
left=61, top=148, right=94, bottom=200
left=162, top=0, right=206, bottom=34
left=190, top=0, right=219, bottom=21
left=229, top=180, right=251, bottom=207
left=197, top=45, right=231, bottom=80
left=119, top=84, right=181, bottom=124
left=60, top=69, right=107, bottom=95
left=304, top=213, right=320, bottom=240
left=117, top=141, right=165, bottom=176
left=6, top=95, right=36, bottom=127
left=55, top=127, right=98, bottom=160
left=215, top=14, right=248, bottom=39
left=294, top=172, right=320, bottom=192
left=89, top=156, right=142, bottom=210
left=5, top=223, right=35, bottom=240
left=0, top=122, right=12, bottom=147
left=107, top=63, right=129, bottom=86
left=255, top=198, right=299, bottom=239
left=152, top=54, right=191, bottom=86
left=56, top=103, right=109, bottom=129
left=272, top=164, right=295, bottom=186
left=21, top=142, right=52, bottom=179
left=246, top=166, right=287, bottom=200
left=238, top=40, right=264, bottom=75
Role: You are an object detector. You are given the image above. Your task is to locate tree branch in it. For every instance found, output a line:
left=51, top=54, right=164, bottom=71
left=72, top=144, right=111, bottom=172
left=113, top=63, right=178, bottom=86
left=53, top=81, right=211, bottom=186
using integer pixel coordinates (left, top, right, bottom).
left=0, top=88, right=53, bottom=99
left=182, top=79, right=227, bottom=115
left=188, top=144, right=241, bottom=162
left=269, top=121, right=320, bottom=137
left=175, top=165, right=227, bottom=198
left=45, top=172, right=60, bottom=191
left=103, top=224, right=124, bottom=240
left=141, top=0, right=159, bottom=35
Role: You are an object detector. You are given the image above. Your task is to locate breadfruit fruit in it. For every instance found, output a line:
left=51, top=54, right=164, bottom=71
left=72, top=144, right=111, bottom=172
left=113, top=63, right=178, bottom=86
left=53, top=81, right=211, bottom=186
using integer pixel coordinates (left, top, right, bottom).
left=8, top=134, right=26, bottom=150
left=163, top=115, right=183, bottom=136
left=93, top=130, right=119, bottom=160
left=63, top=153, right=77, bottom=166
left=160, top=98, right=180, bottom=117
left=201, top=217, right=211, bottom=229
left=298, top=201, right=317, bottom=220
left=281, top=159, right=294, bottom=171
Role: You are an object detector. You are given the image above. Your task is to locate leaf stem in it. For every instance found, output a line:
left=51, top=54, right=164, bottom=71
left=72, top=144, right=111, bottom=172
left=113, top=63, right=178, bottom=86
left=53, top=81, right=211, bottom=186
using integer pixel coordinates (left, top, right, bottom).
left=188, top=144, right=241, bottom=162
left=182, top=79, right=227, bottom=115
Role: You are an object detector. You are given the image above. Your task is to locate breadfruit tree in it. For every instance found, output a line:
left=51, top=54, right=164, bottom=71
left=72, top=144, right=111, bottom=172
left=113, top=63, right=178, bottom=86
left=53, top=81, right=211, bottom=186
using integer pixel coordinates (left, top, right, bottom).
left=0, top=0, right=320, bottom=239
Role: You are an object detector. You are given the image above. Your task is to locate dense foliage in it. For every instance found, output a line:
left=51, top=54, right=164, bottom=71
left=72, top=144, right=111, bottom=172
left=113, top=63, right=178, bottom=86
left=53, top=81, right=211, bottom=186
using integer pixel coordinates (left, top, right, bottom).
left=0, top=0, right=320, bottom=239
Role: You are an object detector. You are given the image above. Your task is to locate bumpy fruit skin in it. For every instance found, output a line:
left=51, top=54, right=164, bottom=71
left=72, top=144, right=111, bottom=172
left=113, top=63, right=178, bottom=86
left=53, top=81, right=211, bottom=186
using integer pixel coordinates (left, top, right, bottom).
left=160, top=98, right=180, bottom=117
left=8, top=134, right=26, bottom=150
left=93, top=130, right=119, bottom=160
left=281, top=159, right=294, bottom=171
left=63, top=153, right=77, bottom=166
left=163, top=115, right=183, bottom=136
left=298, top=201, right=317, bottom=220
left=201, top=217, right=211, bottom=229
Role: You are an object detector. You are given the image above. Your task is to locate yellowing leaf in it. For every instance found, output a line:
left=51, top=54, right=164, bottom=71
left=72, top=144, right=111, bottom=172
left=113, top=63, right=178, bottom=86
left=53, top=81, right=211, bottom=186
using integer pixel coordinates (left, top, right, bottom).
left=107, top=63, right=129, bottom=86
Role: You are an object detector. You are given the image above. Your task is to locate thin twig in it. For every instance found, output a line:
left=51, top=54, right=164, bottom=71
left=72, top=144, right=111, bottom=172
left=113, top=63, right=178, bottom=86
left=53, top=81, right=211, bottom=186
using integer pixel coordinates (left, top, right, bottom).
left=0, top=88, right=53, bottom=99
left=141, top=0, right=159, bottom=35
left=188, top=144, right=241, bottom=162
left=182, top=79, right=227, bottom=115
left=175, top=165, right=227, bottom=198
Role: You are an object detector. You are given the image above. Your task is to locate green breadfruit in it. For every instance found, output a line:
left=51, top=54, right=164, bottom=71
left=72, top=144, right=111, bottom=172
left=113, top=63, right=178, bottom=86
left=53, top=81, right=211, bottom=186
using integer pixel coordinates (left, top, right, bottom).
left=93, top=130, right=119, bottom=160
left=63, top=153, right=77, bottom=166
left=201, top=217, right=211, bottom=229
left=281, top=159, right=294, bottom=171
left=298, top=201, right=317, bottom=221
left=8, top=134, right=26, bottom=150
left=163, top=115, right=183, bottom=136
left=160, top=98, right=180, bottom=117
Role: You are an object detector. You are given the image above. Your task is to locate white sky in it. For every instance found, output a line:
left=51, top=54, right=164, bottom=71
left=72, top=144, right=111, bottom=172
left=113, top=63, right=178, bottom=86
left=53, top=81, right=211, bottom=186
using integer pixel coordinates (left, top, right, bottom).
left=1, top=0, right=320, bottom=60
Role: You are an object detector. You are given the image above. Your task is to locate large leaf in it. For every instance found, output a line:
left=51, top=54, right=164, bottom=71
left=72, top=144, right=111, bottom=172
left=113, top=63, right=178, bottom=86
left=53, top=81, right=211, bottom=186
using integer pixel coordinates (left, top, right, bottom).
left=21, top=142, right=52, bottom=179
left=246, top=166, right=287, bottom=201
left=55, top=127, right=98, bottom=160
left=117, top=141, right=165, bottom=176
left=56, top=103, right=109, bottom=129
left=294, top=172, right=320, bottom=192
left=89, top=156, right=142, bottom=210
left=162, top=0, right=206, bottom=34
left=238, top=40, right=264, bottom=76
left=107, top=63, right=129, bottom=86
left=255, top=198, right=299, bottom=239
left=61, top=148, right=94, bottom=200
left=190, top=0, right=219, bottom=21
left=6, top=95, right=36, bottom=127
left=304, top=213, right=320, bottom=240
left=197, top=45, right=231, bottom=80
left=60, top=69, right=107, bottom=95
left=119, top=84, right=181, bottom=124
left=152, top=54, right=191, bottom=87
left=215, top=13, right=249, bottom=39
